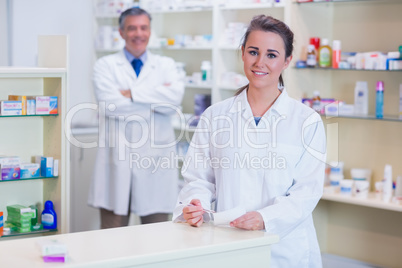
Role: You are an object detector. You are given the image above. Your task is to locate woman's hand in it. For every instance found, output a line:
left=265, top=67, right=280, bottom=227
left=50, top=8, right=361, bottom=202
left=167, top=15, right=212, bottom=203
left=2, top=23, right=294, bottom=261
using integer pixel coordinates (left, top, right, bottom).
left=182, top=199, right=204, bottom=227
left=230, top=211, right=265, bottom=230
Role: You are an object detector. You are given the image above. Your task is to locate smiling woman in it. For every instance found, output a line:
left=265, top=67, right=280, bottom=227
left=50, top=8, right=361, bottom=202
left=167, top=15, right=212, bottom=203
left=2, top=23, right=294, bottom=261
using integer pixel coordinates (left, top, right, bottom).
left=173, top=14, right=327, bottom=268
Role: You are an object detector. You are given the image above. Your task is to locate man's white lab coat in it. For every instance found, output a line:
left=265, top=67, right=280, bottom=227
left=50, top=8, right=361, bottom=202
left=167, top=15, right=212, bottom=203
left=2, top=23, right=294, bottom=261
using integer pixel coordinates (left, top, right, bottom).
left=88, top=50, right=184, bottom=216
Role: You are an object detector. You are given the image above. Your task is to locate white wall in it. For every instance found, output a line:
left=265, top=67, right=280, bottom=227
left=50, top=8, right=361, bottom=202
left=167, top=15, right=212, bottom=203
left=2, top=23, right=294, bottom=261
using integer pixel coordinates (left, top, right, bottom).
left=10, top=0, right=97, bottom=127
left=0, top=0, right=8, bottom=65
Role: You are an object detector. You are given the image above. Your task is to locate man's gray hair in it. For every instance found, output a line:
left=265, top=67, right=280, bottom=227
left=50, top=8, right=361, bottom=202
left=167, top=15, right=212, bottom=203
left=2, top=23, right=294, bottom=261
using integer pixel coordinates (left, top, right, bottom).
left=119, top=7, right=152, bottom=30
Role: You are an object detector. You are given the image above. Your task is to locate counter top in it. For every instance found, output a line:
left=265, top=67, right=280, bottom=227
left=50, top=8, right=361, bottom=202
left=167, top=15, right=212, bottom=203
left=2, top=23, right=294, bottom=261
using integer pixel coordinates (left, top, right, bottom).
left=0, top=221, right=279, bottom=267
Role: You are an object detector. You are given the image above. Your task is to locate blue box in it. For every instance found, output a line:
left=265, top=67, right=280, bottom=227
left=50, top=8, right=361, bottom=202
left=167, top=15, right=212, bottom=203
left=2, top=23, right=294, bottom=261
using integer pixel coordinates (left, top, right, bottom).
left=20, top=163, right=40, bottom=178
left=40, top=157, right=53, bottom=177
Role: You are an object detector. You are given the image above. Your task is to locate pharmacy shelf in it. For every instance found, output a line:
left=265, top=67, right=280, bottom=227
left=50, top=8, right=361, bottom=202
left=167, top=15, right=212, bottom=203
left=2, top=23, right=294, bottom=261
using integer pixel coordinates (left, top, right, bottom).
left=0, top=177, right=58, bottom=183
left=149, top=7, right=213, bottom=14
left=172, top=118, right=197, bottom=133
left=322, top=114, right=402, bottom=122
left=294, top=67, right=402, bottom=72
left=1, top=228, right=57, bottom=238
left=185, top=83, right=212, bottom=89
left=219, top=85, right=242, bottom=91
left=321, top=191, right=402, bottom=212
left=149, top=46, right=213, bottom=50
left=0, top=67, right=66, bottom=77
left=97, top=46, right=213, bottom=53
left=0, top=114, right=58, bottom=118
left=294, top=0, right=400, bottom=5
left=218, top=45, right=241, bottom=50
left=0, top=36, right=70, bottom=238
left=219, top=2, right=285, bottom=10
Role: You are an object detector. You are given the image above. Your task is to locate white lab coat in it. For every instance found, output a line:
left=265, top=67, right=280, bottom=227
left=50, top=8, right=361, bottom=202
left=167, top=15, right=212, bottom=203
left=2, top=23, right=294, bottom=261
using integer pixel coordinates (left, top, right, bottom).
left=88, top=50, right=184, bottom=216
left=173, top=88, right=326, bottom=268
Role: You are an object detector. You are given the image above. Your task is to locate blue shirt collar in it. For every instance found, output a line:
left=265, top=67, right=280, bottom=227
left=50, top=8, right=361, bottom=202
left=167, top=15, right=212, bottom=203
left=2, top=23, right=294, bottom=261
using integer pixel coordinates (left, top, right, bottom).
left=123, top=48, right=148, bottom=64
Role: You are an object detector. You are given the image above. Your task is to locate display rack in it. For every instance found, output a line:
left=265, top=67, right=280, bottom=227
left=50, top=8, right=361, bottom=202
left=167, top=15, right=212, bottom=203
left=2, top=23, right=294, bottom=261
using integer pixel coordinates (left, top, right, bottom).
left=291, top=1, right=402, bottom=266
left=0, top=35, right=70, bottom=239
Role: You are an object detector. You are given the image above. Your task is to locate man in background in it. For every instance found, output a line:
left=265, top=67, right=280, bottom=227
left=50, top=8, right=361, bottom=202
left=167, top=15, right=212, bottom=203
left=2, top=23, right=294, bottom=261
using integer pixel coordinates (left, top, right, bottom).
left=88, top=7, right=184, bottom=228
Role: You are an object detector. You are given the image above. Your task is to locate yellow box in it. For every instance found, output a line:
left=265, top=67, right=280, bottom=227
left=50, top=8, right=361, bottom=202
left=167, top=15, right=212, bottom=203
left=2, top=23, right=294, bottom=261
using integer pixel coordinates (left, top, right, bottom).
left=8, top=95, right=27, bottom=115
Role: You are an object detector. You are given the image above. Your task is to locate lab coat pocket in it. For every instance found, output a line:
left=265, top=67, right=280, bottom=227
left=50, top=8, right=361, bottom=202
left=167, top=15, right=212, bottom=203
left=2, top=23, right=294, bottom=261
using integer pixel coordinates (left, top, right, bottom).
left=269, top=143, right=302, bottom=171
left=264, top=143, right=302, bottom=191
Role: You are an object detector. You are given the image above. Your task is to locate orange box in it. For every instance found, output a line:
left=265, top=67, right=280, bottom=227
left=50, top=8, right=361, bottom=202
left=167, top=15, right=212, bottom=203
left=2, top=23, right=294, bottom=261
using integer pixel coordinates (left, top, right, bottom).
left=8, top=95, right=27, bottom=115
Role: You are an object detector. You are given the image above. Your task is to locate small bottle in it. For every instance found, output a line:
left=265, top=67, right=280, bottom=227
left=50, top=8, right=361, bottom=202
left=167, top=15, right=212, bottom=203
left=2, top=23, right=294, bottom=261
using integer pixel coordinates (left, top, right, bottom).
left=312, top=91, right=321, bottom=113
left=382, top=164, right=393, bottom=203
left=375, top=81, right=384, bottom=118
left=332, top=40, right=341, bottom=69
left=41, top=200, right=57, bottom=230
left=0, top=211, right=3, bottom=237
left=200, top=61, right=212, bottom=83
left=306, top=44, right=317, bottom=68
left=309, top=37, right=320, bottom=61
left=354, top=81, right=368, bottom=115
left=318, top=38, right=332, bottom=68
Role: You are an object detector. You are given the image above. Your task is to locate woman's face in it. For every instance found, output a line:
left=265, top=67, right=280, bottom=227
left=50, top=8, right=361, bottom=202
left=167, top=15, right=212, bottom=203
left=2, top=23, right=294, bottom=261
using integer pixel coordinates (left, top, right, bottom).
left=242, top=30, right=292, bottom=91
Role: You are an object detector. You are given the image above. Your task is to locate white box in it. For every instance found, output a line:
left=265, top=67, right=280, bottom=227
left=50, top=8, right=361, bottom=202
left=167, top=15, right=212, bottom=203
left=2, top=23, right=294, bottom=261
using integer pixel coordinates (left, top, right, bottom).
left=0, top=101, right=22, bottom=116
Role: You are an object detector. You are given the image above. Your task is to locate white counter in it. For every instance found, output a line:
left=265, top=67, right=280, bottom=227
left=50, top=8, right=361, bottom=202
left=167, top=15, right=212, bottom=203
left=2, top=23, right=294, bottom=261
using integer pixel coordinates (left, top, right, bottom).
left=0, top=222, right=279, bottom=267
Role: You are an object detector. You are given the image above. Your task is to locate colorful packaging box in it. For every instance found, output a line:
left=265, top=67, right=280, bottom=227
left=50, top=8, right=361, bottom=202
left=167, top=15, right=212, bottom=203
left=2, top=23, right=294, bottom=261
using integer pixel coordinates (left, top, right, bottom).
left=6, top=204, right=33, bottom=216
left=0, top=156, right=21, bottom=180
left=20, top=163, right=40, bottom=179
left=33, top=96, right=58, bottom=115
left=27, top=99, right=36, bottom=115
left=41, top=157, right=54, bottom=177
left=0, top=211, right=3, bottom=237
left=53, top=159, right=59, bottom=177
left=0, top=101, right=22, bottom=116
left=8, top=95, right=27, bottom=115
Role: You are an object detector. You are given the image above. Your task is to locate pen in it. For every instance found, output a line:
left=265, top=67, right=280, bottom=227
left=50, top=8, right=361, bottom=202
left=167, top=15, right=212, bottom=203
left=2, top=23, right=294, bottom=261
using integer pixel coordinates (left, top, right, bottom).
left=179, top=202, right=215, bottom=213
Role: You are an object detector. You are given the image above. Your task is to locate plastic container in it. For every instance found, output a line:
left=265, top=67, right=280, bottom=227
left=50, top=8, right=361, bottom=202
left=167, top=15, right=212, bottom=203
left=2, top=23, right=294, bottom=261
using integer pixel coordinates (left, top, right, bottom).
left=375, top=81, right=384, bottom=118
left=351, top=168, right=372, bottom=184
left=330, top=161, right=344, bottom=175
left=332, top=40, right=341, bottom=69
left=318, top=38, right=332, bottom=68
left=330, top=173, right=343, bottom=187
left=306, top=44, right=317, bottom=67
left=354, top=81, right=368, bottom=115
left=309, top=37, right=320, bottom=61
left=340, top=179, right=353, bottom=196
left=395, top=175, right=402, bottom=200
left=41, top=200, right=57, bottom=230
left=354, top=180, right=369, bottom=199
left=312, top=91, right=321, bottom=113
left=382, top=164, right=393, bottom=203
left=201, top=61, right=212, bottom=83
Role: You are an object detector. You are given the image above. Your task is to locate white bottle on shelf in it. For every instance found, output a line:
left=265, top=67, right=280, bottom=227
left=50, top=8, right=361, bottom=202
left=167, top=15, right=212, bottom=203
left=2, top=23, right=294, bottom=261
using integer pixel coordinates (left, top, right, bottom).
left=382, top=164, right=393, bottom=203
left=354, top=81, right=369, bottom=115
left=201, top=61, right=212, bottom=84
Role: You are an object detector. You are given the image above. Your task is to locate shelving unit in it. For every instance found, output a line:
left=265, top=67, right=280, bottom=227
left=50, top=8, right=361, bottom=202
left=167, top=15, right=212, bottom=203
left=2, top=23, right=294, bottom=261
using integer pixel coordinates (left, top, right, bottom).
left=322, top=191, right=402, bottom=212
left=0, top=35, right=70, bottom=239
left=291, top=1, right=402, bottom=267
left=0, top=176, right=58, bottom=183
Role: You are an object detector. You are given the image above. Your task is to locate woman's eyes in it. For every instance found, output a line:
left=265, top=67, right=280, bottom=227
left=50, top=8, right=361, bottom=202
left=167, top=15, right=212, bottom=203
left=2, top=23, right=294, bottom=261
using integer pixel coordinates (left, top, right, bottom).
left=248, top=51, right=277, bottom=58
